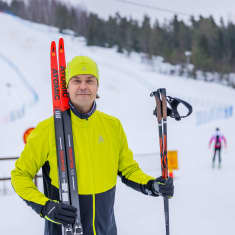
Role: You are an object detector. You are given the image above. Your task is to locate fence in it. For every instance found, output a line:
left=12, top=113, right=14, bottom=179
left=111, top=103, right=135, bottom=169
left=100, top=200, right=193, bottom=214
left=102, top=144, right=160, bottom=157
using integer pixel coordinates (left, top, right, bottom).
left=195, top=105, right=233, bottom=125
left=0, top=156, right=42, bottom=188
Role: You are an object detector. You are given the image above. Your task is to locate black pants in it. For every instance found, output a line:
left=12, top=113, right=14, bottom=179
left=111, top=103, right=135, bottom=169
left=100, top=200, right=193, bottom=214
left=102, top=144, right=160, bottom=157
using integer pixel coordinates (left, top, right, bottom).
left=212, top=147, right=221, bottom=165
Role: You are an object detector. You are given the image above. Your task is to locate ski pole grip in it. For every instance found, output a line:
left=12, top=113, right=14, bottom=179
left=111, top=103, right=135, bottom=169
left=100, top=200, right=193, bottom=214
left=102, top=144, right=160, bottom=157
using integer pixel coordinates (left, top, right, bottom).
left=160, top=88, right=167, bottom=119
left=150, top=91, right=162, bottom=121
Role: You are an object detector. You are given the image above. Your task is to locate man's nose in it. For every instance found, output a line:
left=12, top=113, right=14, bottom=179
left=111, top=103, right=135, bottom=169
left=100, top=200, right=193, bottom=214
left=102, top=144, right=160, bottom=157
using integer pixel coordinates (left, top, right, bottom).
left=79, top=82, right=88, bottom=89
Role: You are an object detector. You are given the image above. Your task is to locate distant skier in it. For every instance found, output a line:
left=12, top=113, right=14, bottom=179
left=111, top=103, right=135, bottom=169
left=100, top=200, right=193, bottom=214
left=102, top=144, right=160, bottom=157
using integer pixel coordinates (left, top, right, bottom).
left=209, top=127, right=227, bottom=169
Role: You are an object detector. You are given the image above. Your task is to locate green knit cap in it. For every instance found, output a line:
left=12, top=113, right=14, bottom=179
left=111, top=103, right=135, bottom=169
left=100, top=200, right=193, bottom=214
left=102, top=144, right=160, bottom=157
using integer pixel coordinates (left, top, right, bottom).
left=66, top=56, right=99, bottom=85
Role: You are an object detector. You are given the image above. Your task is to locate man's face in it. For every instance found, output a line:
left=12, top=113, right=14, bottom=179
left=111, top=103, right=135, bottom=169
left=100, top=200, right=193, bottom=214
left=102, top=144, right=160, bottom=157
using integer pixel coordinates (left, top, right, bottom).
left=67, top=74, right=98, bottom=112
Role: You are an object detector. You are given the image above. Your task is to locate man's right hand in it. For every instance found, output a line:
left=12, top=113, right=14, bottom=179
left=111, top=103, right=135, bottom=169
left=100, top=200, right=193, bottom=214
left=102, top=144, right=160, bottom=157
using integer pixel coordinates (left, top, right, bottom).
left=41, top=200, right=77, bottom=225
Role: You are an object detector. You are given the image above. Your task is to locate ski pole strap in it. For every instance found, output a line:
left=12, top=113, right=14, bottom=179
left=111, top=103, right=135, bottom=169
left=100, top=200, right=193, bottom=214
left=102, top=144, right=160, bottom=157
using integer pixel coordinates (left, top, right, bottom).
left=166, top=96, right=192, bottom=121
left=150, top=92, right=193, bottom=121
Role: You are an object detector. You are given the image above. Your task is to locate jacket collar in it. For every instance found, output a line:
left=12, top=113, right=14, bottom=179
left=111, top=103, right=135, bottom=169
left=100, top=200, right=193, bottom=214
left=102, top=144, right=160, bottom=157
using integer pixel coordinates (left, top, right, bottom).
left=69, top=100, right=96, bottom=120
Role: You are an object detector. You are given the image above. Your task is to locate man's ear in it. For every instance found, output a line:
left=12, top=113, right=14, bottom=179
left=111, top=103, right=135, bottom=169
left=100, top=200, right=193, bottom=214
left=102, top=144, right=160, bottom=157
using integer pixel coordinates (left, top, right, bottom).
left=96, top=80, right=99, bottom=98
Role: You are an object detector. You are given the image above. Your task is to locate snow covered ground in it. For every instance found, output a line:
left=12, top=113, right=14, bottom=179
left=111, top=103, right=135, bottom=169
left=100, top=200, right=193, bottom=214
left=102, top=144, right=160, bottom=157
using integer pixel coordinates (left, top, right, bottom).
left=0, top=12, right=235, bottom=235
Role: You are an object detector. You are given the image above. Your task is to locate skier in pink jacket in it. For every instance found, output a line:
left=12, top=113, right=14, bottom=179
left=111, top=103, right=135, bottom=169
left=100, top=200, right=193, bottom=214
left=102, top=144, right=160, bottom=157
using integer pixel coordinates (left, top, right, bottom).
left=209, top=128, right=227, bottom=168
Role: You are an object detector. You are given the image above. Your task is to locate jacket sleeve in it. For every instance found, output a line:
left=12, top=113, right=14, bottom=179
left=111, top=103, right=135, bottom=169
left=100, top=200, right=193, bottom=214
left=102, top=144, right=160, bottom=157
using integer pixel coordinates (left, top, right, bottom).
left=11, top=121, right=50, bottom=214
left=117, top=120, right=155, bottom=195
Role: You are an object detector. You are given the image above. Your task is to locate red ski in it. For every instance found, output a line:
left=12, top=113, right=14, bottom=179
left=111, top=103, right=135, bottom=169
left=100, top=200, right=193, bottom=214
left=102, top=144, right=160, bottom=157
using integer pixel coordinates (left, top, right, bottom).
left=58, top=38, right=83, bottom=235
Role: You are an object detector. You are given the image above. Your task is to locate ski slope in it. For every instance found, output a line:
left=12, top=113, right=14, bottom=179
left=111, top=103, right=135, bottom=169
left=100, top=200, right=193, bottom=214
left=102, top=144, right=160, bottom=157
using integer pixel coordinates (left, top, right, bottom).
left=0, top=12, right=235, bottom=235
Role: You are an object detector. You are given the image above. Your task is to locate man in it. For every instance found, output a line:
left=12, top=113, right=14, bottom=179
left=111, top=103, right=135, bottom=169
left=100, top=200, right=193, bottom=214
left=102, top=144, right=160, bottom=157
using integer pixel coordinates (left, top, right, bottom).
left=209, top=127, right=227, bottom=169
left=11, top=56, right=174, bottom=235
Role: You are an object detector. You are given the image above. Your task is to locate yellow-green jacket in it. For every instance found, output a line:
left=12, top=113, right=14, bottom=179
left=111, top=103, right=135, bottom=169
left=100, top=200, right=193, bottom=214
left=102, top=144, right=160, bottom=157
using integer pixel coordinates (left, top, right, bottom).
left=11, top=110, right=154, bottom=235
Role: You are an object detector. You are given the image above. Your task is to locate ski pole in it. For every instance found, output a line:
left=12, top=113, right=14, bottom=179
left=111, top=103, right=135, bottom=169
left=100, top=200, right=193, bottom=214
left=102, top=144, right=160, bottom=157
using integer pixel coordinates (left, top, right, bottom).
left=151, top=88, right=170, bottom=235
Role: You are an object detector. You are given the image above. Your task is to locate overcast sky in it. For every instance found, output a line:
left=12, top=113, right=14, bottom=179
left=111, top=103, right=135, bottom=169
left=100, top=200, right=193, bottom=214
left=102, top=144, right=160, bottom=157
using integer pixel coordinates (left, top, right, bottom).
left=75, top=0, right=235, bottom=24
left=2, top=0, right=235, bottom=24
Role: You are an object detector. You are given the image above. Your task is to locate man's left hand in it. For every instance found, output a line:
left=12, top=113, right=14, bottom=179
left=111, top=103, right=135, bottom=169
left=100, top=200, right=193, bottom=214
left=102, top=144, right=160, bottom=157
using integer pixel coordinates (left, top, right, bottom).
left=151, top=176, right=174, bottom=198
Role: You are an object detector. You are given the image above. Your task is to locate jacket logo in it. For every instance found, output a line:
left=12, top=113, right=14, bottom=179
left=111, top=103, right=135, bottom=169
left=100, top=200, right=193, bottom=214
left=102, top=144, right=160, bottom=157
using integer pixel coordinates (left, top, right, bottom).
left=98, top=136, right=104, bottom=143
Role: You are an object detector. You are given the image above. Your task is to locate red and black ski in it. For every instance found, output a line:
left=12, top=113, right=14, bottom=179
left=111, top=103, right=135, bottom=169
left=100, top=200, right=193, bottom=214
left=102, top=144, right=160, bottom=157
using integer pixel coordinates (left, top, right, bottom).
left=50, top=40, right=73, bottom=235
left=50, top=38, right=83, bottom=235
left=58, top=38, right=83, bottom=235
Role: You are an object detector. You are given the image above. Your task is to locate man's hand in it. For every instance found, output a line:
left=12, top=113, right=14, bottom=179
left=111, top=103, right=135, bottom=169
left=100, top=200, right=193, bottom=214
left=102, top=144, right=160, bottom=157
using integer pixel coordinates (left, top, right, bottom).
left=41, top=200, right=77, bottom=225
left=151, top=176, right=174, bottom=198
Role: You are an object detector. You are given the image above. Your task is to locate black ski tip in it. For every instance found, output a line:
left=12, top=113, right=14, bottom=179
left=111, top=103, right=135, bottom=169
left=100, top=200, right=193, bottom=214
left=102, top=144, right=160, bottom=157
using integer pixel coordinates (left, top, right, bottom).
left=51, top=41, right=56, bottom=52
left=59, top=38, right=64, bottom=49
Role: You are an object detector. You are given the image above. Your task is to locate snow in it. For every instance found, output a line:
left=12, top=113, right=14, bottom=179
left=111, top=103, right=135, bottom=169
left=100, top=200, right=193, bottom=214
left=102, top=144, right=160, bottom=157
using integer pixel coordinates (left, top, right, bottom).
left=0, top=12, right=235, bottom=235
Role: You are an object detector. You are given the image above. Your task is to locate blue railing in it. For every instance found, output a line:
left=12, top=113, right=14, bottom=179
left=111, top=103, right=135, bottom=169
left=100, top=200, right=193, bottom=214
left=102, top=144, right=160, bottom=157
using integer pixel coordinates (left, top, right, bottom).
left=196, top=105, right=233, bottom=125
